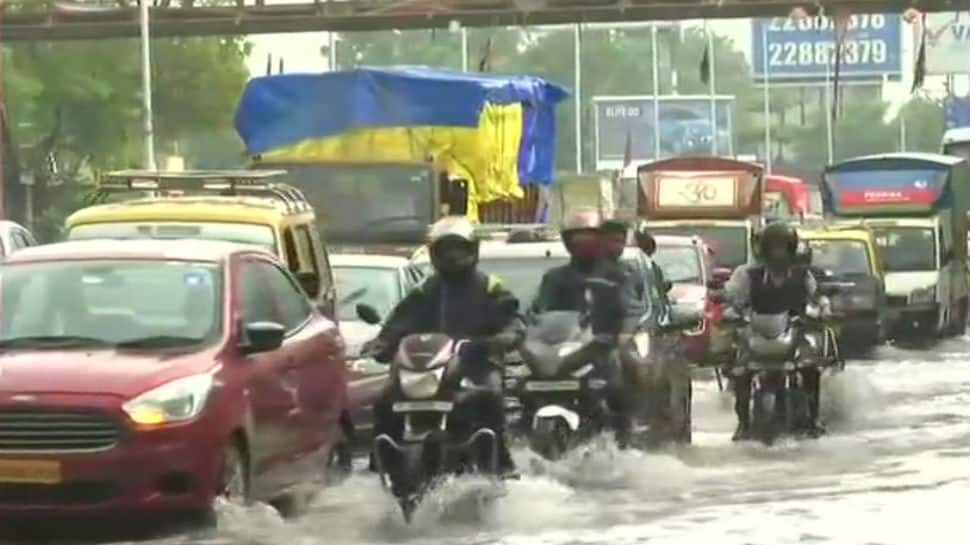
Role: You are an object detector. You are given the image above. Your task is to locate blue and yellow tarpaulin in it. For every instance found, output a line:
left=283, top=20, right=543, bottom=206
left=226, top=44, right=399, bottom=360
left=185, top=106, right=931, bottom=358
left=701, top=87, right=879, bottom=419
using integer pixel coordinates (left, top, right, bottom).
left=234, top=66, right=569, bottom=209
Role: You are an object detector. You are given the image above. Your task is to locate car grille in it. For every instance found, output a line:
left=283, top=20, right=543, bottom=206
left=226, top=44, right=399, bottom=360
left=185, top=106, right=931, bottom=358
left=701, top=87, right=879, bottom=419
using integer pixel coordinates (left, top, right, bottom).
left=0, top=481, right=119, bottom=505
left=0, top=409, right=121, bottom=452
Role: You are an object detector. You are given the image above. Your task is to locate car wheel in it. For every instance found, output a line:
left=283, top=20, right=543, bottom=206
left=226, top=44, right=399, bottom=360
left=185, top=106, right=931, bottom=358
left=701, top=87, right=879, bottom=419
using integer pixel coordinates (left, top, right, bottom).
left=219, top=442, right=250, bottom=506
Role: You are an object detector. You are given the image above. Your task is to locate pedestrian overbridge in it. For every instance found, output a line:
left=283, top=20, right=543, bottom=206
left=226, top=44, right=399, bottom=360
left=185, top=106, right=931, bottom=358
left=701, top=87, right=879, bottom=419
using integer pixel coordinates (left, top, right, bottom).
left=1, top=0, right=968, bottom=41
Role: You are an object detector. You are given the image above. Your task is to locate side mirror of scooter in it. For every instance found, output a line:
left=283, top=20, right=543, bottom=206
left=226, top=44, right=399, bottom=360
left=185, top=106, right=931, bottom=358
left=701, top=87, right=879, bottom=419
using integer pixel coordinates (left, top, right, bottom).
left=707, top=267, right=732, bottom=290
left=356, top=303, right=382, bottom=325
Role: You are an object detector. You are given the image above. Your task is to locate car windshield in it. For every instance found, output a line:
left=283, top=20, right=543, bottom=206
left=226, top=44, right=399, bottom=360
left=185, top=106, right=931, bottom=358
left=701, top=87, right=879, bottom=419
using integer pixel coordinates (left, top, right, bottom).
left=478, top=255, right=569, bottom=306
left=69, top=222, right=276, bottom=252
left=334, top=266, right=403, bottom=322
left=653, top=246, right=703, bottom=284
left=872, top=227, right=936, bottom=272
left=0, top=260, right=222, bottom=348
left=807, top=239, right=871, bottom=276
left=647, top=225, right=747, bottom=269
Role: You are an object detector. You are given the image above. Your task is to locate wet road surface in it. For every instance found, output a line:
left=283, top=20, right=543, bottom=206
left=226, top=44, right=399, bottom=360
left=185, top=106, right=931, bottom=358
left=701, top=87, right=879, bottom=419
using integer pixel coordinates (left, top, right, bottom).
left=10, top=339, right=970, bottom=545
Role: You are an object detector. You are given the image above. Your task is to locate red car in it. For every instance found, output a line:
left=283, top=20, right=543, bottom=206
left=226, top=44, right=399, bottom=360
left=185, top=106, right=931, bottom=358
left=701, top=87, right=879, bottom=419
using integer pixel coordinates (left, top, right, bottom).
left=652, top=235, right=730, bottom=364
left=0, top=239, right=347, bottom=517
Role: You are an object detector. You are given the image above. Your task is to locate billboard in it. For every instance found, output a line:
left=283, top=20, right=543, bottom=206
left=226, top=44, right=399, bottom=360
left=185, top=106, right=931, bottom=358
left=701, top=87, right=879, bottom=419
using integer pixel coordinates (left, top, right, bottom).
left=593, top=96, right=734, bottom=171
left=944, top=97, right=970, bottom=130
left=751, top=14, right=903, bottom=82
left=926, top=12, right=970, bottom=75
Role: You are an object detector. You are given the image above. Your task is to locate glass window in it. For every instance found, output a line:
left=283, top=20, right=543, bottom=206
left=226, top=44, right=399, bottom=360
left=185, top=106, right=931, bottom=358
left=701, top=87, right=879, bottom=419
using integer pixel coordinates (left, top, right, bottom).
left=282, top=229, right=300, bottom=274
left=243, top=260, right=312, bottom=332
left=293, top=225, right=320, bottom=276
left=806, top=239, right=871, bottom=276
left=334, top=266, right=405, bottom=322
left=477, top=256, right=569, bottom=306
left=260, top=163, right=435, bottom=245
left=69, top=221, right=276, bottom=251
left=944, top=141, right=970, bottom=162
left=0, top=260, right=222, bottom=346
left=872, top=227, right=936, bottom=272
left=647, top=225, right=748, bottom=269
left=652, top=246, right=703, bottom=284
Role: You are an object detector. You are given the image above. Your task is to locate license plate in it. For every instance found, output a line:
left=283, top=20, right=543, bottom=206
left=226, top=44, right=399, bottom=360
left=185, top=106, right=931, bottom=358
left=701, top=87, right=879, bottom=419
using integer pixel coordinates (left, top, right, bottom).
left=525, top=380, right=581, bottom=392
left=0, top=459, right=61, bottom=484
left=392, top=401, right=453, bottom=413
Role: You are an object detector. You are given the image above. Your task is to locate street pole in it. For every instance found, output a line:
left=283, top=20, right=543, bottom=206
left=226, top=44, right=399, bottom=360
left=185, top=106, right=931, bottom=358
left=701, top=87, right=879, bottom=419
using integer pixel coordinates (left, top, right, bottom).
left=760, top=24, right=771, bottom=173
left=651, top=24, right=661, bottom=159
left=139, top=0, right=156, bottom=170
left=329, top=33, right=338, bottom=71
left=574, top=24, right=583, bottom=174
left=461, top=28, right=469, bottom=71
left=825, top=54, right=834, bottom=164
left=707, top=26, right=718, bottom=155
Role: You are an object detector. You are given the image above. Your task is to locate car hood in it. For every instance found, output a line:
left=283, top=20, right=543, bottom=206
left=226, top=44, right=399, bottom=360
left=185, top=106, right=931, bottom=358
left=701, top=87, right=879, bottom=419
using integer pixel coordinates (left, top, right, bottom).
left=0, top=349, right=213, bottom=399
left=884, top=271, right=939, bottom=296
left=339, top=320, right=380, bottom=357
left=669, top=283, right=706, bottom=304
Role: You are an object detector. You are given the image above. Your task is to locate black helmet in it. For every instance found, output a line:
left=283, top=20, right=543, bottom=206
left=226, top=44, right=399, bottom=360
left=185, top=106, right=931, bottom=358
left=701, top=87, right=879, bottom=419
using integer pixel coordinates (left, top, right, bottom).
left=633, top=221, right=656, bottom=256
left=758, top=222, right=799, bottom=267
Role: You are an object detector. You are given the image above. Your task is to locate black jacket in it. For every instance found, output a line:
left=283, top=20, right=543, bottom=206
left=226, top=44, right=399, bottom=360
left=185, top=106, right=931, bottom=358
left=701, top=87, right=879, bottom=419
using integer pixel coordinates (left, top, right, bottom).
left=371, top=270, right=524, bottom=368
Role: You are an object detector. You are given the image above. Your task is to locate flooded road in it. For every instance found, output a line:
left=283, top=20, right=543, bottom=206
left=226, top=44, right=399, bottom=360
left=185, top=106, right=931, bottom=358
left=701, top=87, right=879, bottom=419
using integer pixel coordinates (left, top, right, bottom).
left=34, top=339, right=970, bottom=545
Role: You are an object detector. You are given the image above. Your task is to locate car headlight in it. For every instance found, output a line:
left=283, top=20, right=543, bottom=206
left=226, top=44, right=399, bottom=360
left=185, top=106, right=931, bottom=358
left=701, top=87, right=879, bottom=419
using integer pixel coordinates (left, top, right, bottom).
left=909, top=286, right=936, bottom=305
left=122, top=371, right=217, bottom=427
left=400, top=368, right=445, bottom=399
left=557, top=341, right=584, bottom=358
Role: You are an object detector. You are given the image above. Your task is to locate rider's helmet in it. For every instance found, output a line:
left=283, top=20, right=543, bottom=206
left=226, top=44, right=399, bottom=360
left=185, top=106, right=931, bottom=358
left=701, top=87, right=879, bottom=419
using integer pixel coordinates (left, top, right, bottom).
left=561, top=208, right=604, bottom=261
left=427, top=216, right=479, bottom=277
left=633, top=220, right=657, bottom=257
left=758, top=222, right=799, bottom=272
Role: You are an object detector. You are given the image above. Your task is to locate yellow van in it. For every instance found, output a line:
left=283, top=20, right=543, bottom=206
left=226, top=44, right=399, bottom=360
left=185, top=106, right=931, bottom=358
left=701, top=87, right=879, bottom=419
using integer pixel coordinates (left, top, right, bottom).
left=797, top=223, right=887, bottom=352
left=65, top=170, right=337, bottom=317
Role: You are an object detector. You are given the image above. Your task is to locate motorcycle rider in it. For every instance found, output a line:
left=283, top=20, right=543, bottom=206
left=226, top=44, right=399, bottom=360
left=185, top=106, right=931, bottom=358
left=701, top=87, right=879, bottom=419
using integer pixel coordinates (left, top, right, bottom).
left=530, top=210, right=641, bottom=445
left=363, top=216, right=523, bottom=476
left=722, top=222, right=826, bottom=440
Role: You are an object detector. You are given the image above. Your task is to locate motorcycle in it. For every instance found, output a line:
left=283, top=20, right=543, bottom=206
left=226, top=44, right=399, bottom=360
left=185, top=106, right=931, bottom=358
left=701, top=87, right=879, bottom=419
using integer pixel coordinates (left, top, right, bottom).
left=724, top=299, right=842, bottom=445
left=516, top=311, right=610, bottom=460
left=360, top=307, right=504, bottom=522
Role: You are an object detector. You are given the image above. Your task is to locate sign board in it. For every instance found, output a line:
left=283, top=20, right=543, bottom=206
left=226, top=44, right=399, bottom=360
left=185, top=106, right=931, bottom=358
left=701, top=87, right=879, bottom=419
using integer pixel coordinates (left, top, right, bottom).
left=655, top=176, right=738, bottom=208
left=593, top=96, right=735, bottom=171
left=944, top=97, right=970, bottom=130
left=824, top=168, right=948, bottom=215
left=926, top=12, right=970, bottom=75
left=751, top=14, right=903, bottom=82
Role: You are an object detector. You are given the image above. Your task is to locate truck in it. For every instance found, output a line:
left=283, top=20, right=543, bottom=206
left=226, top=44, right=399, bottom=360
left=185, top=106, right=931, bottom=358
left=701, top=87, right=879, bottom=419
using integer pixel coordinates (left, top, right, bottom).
left=236, top=67, right=567, bottom=255
left=822, top=152, right=970, bottom=340
left=636, top=156, right=765, bottom=274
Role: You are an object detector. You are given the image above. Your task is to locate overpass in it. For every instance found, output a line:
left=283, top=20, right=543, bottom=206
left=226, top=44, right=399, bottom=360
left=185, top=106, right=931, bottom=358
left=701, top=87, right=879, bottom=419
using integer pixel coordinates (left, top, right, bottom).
left=2, top=0, right=968, bottom=41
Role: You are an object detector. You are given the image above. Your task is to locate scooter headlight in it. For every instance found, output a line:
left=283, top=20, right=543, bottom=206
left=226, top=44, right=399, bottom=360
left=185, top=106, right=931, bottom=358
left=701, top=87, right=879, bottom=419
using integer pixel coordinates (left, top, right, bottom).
left=400, top=368, right=445, bottom=399
left=557, top=341, right=584, bottom=358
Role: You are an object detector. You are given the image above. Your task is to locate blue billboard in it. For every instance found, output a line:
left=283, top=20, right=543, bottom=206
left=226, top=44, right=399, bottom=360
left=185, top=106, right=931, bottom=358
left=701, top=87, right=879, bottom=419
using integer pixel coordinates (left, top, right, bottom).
left=751, top=14, right=902, bottom=82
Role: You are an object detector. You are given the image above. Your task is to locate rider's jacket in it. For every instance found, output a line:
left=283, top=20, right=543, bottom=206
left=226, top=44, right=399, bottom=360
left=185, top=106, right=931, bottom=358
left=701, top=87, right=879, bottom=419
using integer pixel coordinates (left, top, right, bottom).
left=725, top=264, right=818, bottom=315
left=531, top=258, right=643, bottom=337
left=371, top=270, right=524, bottom=368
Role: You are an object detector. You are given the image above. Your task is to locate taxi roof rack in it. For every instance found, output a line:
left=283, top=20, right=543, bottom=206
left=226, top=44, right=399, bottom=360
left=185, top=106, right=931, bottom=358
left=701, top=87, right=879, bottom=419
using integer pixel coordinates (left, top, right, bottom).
left=92, top=169, right=313, bottom=214
left=474, top=223, right=558, bottom=242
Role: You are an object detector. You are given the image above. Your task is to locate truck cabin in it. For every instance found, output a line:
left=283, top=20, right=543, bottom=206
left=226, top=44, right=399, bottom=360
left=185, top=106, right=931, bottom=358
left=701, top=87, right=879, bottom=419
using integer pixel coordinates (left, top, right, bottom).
left=636, top=156, right=764, bottom=271
left=764, top=174, right=809, bottom=222
left=822, top=153, right=970, bottom=277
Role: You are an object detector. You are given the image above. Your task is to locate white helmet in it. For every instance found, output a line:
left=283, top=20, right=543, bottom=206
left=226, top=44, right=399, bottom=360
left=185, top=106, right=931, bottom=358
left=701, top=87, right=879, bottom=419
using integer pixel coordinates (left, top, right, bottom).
left=427, top=216, right=476, bottom=244
left=427, top=216, right=479, bottom=276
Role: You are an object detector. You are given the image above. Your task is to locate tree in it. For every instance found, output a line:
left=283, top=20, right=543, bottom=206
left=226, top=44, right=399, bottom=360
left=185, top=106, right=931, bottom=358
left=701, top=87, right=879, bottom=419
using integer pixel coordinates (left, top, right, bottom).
left=2, top=36, right=250, bottom=238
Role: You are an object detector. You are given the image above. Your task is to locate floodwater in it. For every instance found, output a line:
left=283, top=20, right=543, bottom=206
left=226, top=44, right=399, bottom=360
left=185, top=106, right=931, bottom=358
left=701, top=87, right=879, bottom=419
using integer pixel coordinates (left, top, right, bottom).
left=18, top=339, right=970, bottom=545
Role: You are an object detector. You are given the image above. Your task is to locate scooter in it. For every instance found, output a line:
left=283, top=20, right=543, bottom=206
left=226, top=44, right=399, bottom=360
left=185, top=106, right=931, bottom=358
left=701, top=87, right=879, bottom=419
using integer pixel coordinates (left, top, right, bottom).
left=725, top=301, right=841, bottom=445
left=368, top=329, right=502, bottom=522
left=516, top=311, right=612, bottom=460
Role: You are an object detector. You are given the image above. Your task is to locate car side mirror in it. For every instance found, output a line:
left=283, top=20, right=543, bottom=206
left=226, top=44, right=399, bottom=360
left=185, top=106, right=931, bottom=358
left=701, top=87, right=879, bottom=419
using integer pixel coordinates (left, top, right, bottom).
left=241, top=321, right=286, bottom=354
left=295, top=271, right=320, bottom=298
left=663, top=280, right=673, bottom=294
left=356, top=303, right=382, bottom=325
